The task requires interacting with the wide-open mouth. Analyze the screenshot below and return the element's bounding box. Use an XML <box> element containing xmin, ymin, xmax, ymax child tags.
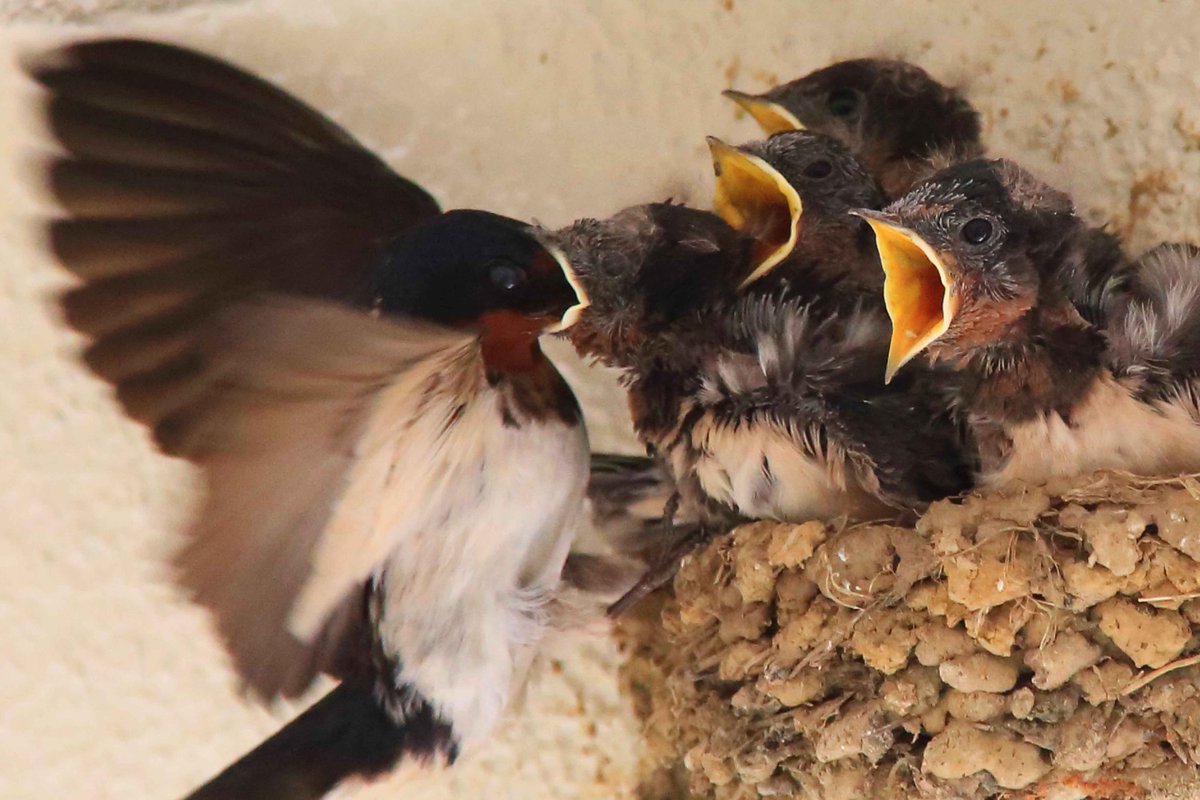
<box><xmin>708</xmin><ymin>137</ymin><xmax>803</xmax><ymax>289</ymax></box>
<box><xmin>722</xmin><ymin>90</ymin><xmax>805</xmax><ymax>135</ymax></box>
<box><xmin>540</xmin><ymin>243</ymin><xmax>591</xmax><ymax>333</ymax></box>
<box><xmin>855</xmin><ymin>212</ymin><xmax>960</xmax><ymax>382</ymax></box>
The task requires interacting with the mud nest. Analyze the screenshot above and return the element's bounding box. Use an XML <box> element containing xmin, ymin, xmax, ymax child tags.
<box><xmin>619</xmin><ymin>474</ymin><xmax>1200</xmax><ymax>799</ymax></box>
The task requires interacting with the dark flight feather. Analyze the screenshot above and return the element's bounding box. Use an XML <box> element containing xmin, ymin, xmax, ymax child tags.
<box><xmin>182</xmin><ymin>681</ymin><xmax>453</xmax><ymax>800</ymax></box>
<box><xmin>30</xmin><ymin>38</ymin><xmax>441</xmax><ymax>454</ymax></box>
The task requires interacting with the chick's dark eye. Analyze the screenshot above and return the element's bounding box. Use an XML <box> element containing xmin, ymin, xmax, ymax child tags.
<box><xmin>488</xmin><ymin>262</ymin><xmax>527</xmax><ymax>292</ymax></box>
<box><xmin>961</xmin><ymin>217</ymin><xmax>995</xmax><ymax>245</ymax></box>
<box><xmin>826</xmin><ymin>88</ymin><xmax>860</xmax><ymax>117</ymax></box>
<box><xmin>803</xmin><ymin>159</ymin><xmax>834</xmax><ymax>179</ymax></box>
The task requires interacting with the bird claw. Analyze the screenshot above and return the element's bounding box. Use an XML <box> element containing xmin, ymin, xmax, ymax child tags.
<box><xmin>605</xmin><ymin>523</ymin><xmax>712</xmax><ymax>617</ymax></box>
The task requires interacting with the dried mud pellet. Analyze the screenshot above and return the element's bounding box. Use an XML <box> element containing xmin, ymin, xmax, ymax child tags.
<box><xmin>1144</xmin><ymin>490</ymin><xmax>1200</xmax><ymax>561</ymax></box>
<box><xmin>943</xmin><ymin>535</ymin><xmax>1034</xmax><ymax>610</ymax></box>
<box><xmin>699</xmin><ymin>751</ymin><xmax>736</xmax><ymax>786</ymax></box>
<box><xmin>1072</xmin><ymin>659</ymin><xmax>1136</xmax><ymax>705</ymax></box>
<box><xmin>773</xmin><ymin>596</ymin><xmax>839</xmax><ymax>664</ymax></box>
<box><xmin>1060</xmin><ymin>502</ymin><xmax>1146</xmax><ymax>576</ymax></box>
<box><xmin>880</xmin><ymin>665</ymin><xmax>942</xmax><ymax>718</ymax></box>
<box><xmin>939</xmin><ymin>652</ymin><xmax>1019</xmax><ymax>693</ymax></box>
<box><xmin>945</xmin><ymin>688</ymin><xmax>1007</xmax><ymax>721</ymax></box>
<box><xmin>1095</xmin><ymin>597</ymin><xmax>1190</xmax><ymax>668</ymax></box>
<box><xmin>733</xmin><ymin>748</ymin><xmax>778</xmax><ymax>784</ymax></box>
<box><xmin>923</xmin><ymin>721</ymin><xmax>1050</xmax><ymax>789</ymax></box>
<box><xmin>914</xmin><ymin>620</ymin><xmax>978</xmax><ymax>666</ymax></box>
<box><xmin>774</xmin><ymin>570</ymin><xmax>817</xmax><ymax>622</ymax></box>
<box><xmin>1009</xmin><ymin>686</ymin><xmax>1036</xmax><ymax>719</ymax></box>
<box><xmin>1051</xmin><ymin>705</ymin><xmax>1110</xmax><ymax>771</ymax></box>
<box><xmin>767</xmin><ymin>520</ymin><xmax>826</xmax><ymax>568</ymax></box>
<box><xmin>718</xmin><ymin>601</ymin><xmax>771</xmax><ymax>643</ymax></box>
<box><xmin>757</xmin><ymin>670</ymin><xmax>823</xmax><ymax>707</ymax></box>
<box><xmin>814</xmin><ymin>701</ymin><xmax>892</xmax><ymax>764</ymax></box>
<box><xmin>733</xmin><ymin>525</ymin><xmax>777</xmax><ymax>604</ymax></box>
<box><xmin>1061</xmin><ymin>559</ymin><xmax>1124</xmax><ymax>608</ymax></box>
<box><xmin>966</xmin><ymin>599</ymin><xmax>1035</xmax><ymax>656</ymax></box>
<box><xmin>1026</xmin><ymin>630</ymin><xmax>1103</xmax><ymax>689</ymax></box>
<box><xmin>1107</xmin><ymin>718</ymin><xmax>1152</xmax><ymax>760</ymax></box>
<box><xmin>848</xmin><ymin>608</ymin><xmax>921</xmax><ymax>674</ymax></box>
<box><xmin>618</xmin><ymin>474</ymin><xmax>1200</xmax><ymax>800</ymax></box>
<box><xmin>755</xmin><ymin>773</ymin><xmax>798</xmax><ymax>796</ymax></box>
<box><xmin>719</xmin><ymin>639</ymin><xmax>768</xmax><ymax>681</ymax></box>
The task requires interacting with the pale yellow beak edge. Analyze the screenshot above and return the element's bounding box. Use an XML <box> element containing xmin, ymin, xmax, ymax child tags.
<box><xmin>722</xmin><ymin>90</ymin><xmax>806</xmax><ymax>136</ymax></box>
<box><xmin>707</xmin><ymin>137</ymin><xmax>805</xmax><ymax>290</ymax></box>
<box><xmin>860</xmin><ymin>217</ymin><xmax>960</xmax><ymax>383</ymax></box>
<box><xmin>542</xmin><ymin>243</ymin><xmax>591</xmax><ymax>333</ymax></box>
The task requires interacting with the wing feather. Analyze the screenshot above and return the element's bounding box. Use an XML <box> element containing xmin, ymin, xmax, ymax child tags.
<box><xmin>170</xmin><ymin>296</ymin><xmax>479</xmax><ymax>697</ymax></box>
<box><xmin>28</xmin><ymin>38</ymin><xmax>442</xmax><ymax>454</ymax></box>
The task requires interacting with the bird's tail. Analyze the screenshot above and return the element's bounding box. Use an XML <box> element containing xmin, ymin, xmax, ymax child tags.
<box><xmin>182</xmin><ymin>681</ymin><xmax>454</xmax><ymax>800</ymax></box>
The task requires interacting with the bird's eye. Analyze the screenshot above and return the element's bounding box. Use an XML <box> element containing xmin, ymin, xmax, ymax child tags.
<box><xmin>960</xmin><ymin>217</ymin><xmax>995</xmax><ymax>245</ymax></box>
<box><xmin>826</xmin><ymin>88</ymin><xmax>860</xmax><ymax>117</ymax></box>
<box><xmin>803</xmin><ymin>159</ymin><xmax>834</xmax><ymax>180</ymax></box>
<box><xmin>488</xmin><ymin>262</ymin><xmax>527</xmax><ymax>292</ymax></box>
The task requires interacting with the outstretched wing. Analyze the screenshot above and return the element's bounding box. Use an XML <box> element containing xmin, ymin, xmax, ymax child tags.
<box><xmin>166</xmin><ymin>295</ymin><xmax>483</xmax><ymax>698</ymax></box>
<box><xmin>28</xmin><ymin>37</ymin><xmax>442</xmax><ymax>453</ymax></box>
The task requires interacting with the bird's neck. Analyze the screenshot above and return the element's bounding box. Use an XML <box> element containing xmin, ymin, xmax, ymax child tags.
<box><xmin>478</xmin><ymin>311</ymin><xmax>551</xmax><ymax>374</ymax></box>
<box><xmin>956</xmin><ymin>297</ymin><xmax>1108</xmax><ymax>423</ymax></box>
<box><xmin>762</xmin><ymin>220</ymin><xmax>884</xmax><ymax>298</ymax></box>
<box><xmin>876</xmin><ymin>138</ymin><xmax>983</xmax><ymax>200</ymax></box>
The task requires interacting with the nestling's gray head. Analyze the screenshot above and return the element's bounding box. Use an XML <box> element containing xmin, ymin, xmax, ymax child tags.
<box><xmin>542</xmin><ymin>203</ymin><xmax>755</xmax><ymax>368</ymax></box>
<box><xmin>855</xmin><ymin>158</ymin><xmax>1082</xmax><ymax>379</ymax></box>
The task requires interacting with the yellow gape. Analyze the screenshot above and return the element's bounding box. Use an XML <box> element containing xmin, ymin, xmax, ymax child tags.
<box><xmin>859</xmin><ymin>216</ymin><xmax>960</xmax><ymax>383</ymax></box>
<box><xmin>707</xmin><ymin>137</ymin><xmax>804</xmax><ymax>290</ymax></box>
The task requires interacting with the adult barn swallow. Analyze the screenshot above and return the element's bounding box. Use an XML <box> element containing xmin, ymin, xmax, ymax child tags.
<box><xmin>861</xmin><ymin>158</ymin><xmax>1200</xmax><ymax>487</ymax></box>
<box><xmin>29</xmin><ymin>38</ymin><xmax>590</xmax><ymax>799</ymax></box>
<box><xmin>706</xmin><ymin>130</ymin><xmax>885</xmax><ymax>296</ymax></box>
<box><xmin>725</xmin><ymin>59</ymin><xmax>983</xmax><ymax>199</ymax></box>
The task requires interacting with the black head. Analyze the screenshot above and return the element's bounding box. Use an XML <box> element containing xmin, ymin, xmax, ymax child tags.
<box><xmin>855</xmin><ymin>159</ymin><xmax>1080</xmax><ymax>380</ymax></box>
<box><xmin>544</xmin><ymin>203</ymin><xmax>755</xmax><ymax>368</ymax></box>
<box><xmin>726</xmin><ymin>59</ymin><xmax>983</xmax><ymax>197</ymax></box>
<box><xmin>708</xmin><ymin>132</ymin><xmax>884</xmax><ymax>291</ymax></box>
<box><xmin>368</xmin><ymin>209</ymin><xmax>584</xmax><ymax>331</ymax></box>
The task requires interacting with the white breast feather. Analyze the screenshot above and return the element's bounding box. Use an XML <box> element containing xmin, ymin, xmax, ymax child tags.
<box><xmin>683</xmin><ymin>413</ymin><xmax>885</xmax><ymax>522</ymax></box>
<box><xmin>361</xmin><ymin>381</ymin><xmax>588</xmax><ymax>747</ymax></box>
<box><xmin>988</xmin><ymin>376</ymin><xmax>1200</xmax><ymax>486</ymax></box>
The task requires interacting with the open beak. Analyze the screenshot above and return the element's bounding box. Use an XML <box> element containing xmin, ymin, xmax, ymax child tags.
<box><xmin>852</xmin><ymin>210</ymin><xmax>960</xmax><ymax>383</ymax></box>
<box><xmin>541</xmin><ymin>243</ymin><xmax>590</xmax><ymax>333</ymax></box>
<box><xmin>722</xmin><ymin>89</ymin><xmax>805</xmax><ymax>135</ymax></box>
<box><xmin>707</xmin><ymin>136</ymin><xmax>804</xmax><ymax>289</ymax></box>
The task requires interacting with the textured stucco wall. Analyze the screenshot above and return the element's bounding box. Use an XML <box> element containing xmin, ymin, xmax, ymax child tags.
<box><xmin>1</xmin><ymin>2</ymin><xmax>1198</xmax><ymax>799</ymax></box>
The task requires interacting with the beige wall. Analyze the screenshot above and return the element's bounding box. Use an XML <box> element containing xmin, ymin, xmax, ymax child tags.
<box><xmin>2</xmin><ymin>2</ymin><xmax>1198</xmax><ymax>798</ymax></box>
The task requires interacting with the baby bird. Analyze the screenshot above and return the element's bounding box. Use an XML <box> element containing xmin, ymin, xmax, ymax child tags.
<box><xmin>706</xmin><ymin>130</ymin><xmax>886</xmax><ymax>296</ymax></box>
<box><xmin>861</xmin><ymin>158</ymin><xmax>1200</xmax><ymax>487</ymax></box>
<box><xmin>549</xmin><ymin>198</ymin><xmax>972</xmax><ymax>532</ymax></box>
<box><xmin>31</xmin><ymin>37</ymin><xmax>590</xmax><ymax>799</ymax></box>
<box><xmin>725</xmin><ymin>58</ymin><xmax>983</xmax><ymax>199</ymax></box>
